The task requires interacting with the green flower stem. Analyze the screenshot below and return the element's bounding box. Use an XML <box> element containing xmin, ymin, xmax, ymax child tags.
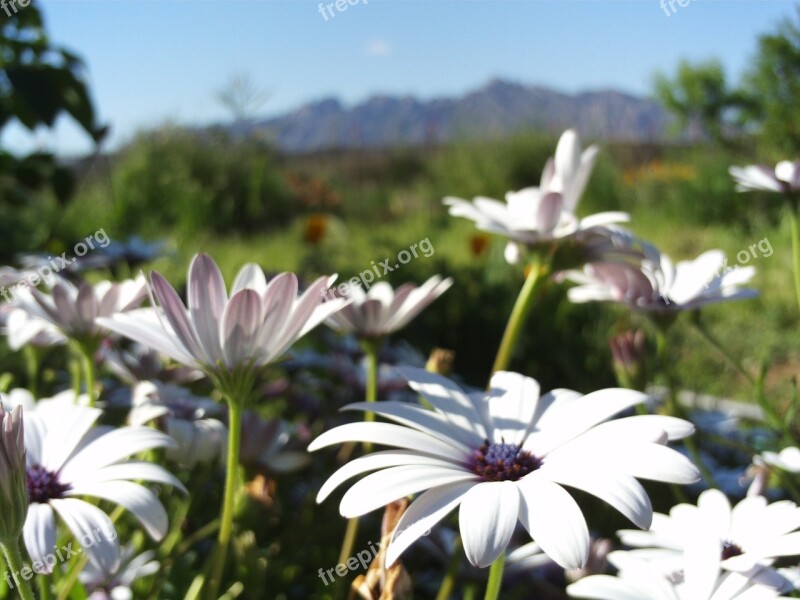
<box><xmin>789</xmin><ymin>205</ymin><xmax>800</xmax><ymax>318</ymax></box>
<box><xmin>434</xmin><ymin>534</ymin><xmax>463</xmax><ymax>600</ymax></box>
<box><xmin>689</xmin><ymin>316</ymin><xmax>754</xmax><ymax>385</ymax></box>
<box><xmin>490</xmin><ymin>259</ymin><xmax>546</xmax><ymax>377</ymax></box>
<box><xmin>337</xmin><ymin>338</ymin><xmax>381</xmax><ymax>576</ymax></box>
<box><xmin>22</xmin><ymin>346</ymin><xmax>39</xmax><ymax>399</ymax></box>
<box><xmin>205</xmin><ymin>399</ymin><xmax>243</xmax><ymax>600</ymax></box>
<box><xmin>483</xmin><ymin>552</ymin><xmax>506</xmax><ymax>600</ymax></box>
<box><xmin>81</xmin><ymin>348</ymin><xmax>97</xmax><ymax>407</ymax></box>
<box><xmin>38</xmin><ymin>574</ymin><xmax>52</xmax><ymax>600</ymax></box>
<box><xmin>1</xmin><ymin>539</ymin><xmax>37</xmax><ymax>600</ymax></box>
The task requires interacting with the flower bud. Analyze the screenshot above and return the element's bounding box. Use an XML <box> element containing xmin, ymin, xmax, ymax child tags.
<box><xmin>0</xmin><ymin>405</ymin><xmax>28</xmax><ymax>542</ymax></box>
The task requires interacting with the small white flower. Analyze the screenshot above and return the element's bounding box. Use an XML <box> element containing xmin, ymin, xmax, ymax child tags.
<box><xmin>1</xmin><ymin>392</ymin><xmax>184</xmax><ymax>573</ymax></box>
<box><xmin>618</xmin><ymin>489</ymin><xmax>800</xmax><ymax>579</ymax></box>
<box><xmin>730</xmin><ymin>161</ymin><xmax>800</xmax><ymax>194</ymax></box>
<box><xmin>567</xmin><ymin>549</ymin><xmax>793</xmax><ymax>600</ymax></box>
<box><xmin>325</xmin><ymin>277</ymin><xmax>452</xmax><ymax>339</ymax></box>
<box><xmin>80</xmin><ymin>544</ymin><xmax>159</xmax><ymax>600</ymax></box>
<box><xmin>444</xmin><ymin>129</ymin><xmax>628</xmax><ymax>252</ymax></box>
<box><xmin>310</xmin><ymin>368</ymin><xmax>699</xmax><ymax>569</ymax></box>
<box><xmin>565</xmin><ymin>249</ymin><xmax>757</xmax><ymax>311</ymax></box>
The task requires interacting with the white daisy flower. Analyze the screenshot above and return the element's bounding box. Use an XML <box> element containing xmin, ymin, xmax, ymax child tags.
<box><xmin>80</xmin><ymin>545</ymin><xmax>159</xmax><ymax>600</ymax></box>
<box><xmin>564</xmin><ymin>249</ymin><xmax>757</xmax><ymax>311</ymax></box>
<box><xmin>730</xmin><ymin>161</ymin><xmax>800</xmax><ymax>194</ymax></box>
<box><xmin>310</xmin><ymin>368</ymin><xmax>699</xmax><ymax>569</ymax></box>
<box><xmin>567</xmin><ymin>549</ymin><xmax>794</xmax><ymax>600</ymax></box>
<box><xmin>617</xmin><ymin>489</ymin><xmax>800</xmax><ymax>578</ymax></box>
<box><xmin>325</xmin><ymin>277</ymin><xmax>452</xmax><ymax>339</ymax></box>
<box><xmin>1</xmin><ymin>393</ymin><xmax>184</xmax><ymax>573</ymax></box>
<box><xmin>444</xmin><ymin>129</ymin><xmax>628</xmax><ymax>253</ymax></box>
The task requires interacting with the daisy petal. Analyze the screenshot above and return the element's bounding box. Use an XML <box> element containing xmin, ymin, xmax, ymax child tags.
<box><xmin>459</xmin><ymin>481</ymin><xmax>520</xmax><ymax>568</ymax></box>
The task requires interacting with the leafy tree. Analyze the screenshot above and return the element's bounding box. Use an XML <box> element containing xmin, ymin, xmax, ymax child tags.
<box><xmin>0</xmin><ymin>4</ymin><xmax>105</xmax><ymax>204</ymax></box>
<box><xmin>742</xmin><ymin>8</ymin><xmax>800</xmax><ymax>154</ymax></box>
<box><xmin>653</xmin><ymin>59</ymin><xmax>747</xmax><ymax>147</ymax></box>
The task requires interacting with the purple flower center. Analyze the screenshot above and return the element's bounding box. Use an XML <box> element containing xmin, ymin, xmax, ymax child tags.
<box><xmin>721</xmin><ymin>540</ymin><xmax>744</xmax><ymax>561</ymax></box>
<box><xmin>27</xmin><ymin>465</ymin><xmax>71</xmax><ymax>504</ymax></box>
<box><xmin>471</xmin><ymin>440</ymin><xmax>540</xmax><ymax>482</ymax></box>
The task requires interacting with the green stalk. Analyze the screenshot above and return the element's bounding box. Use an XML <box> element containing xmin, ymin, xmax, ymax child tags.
<box><xmin>789</xmin><ymin>205</ymin><xmax>800</xmax><ymax>318</ymax></box>
<box><xmin>483</xmin><ymin>552</ymin><xmax>506</xmax><ymax>600</ymax></box>
<box><xmin>81</xmin><ymin>347</ymin><xmax>97</xmax><ymax>407</ymax></box>
<box><xmin>38</xmin><ymin>574</ymin><xmax>52</xmax><ymax>600</ymax></box>
<box><xmin>205</xmin><ymin>400</ymin><xmax>243</xmax><ymax>600</ymax></box>
<box><xmin>434</xmin><ymin>535</ymin><xmax>463</xmax><ymax>600</ymax></box>
<box><xmin>1</xmin><ymin>539</ymin><xmax>36</xmax><ymax>600</ymax></box>
<box><xmin>490</xmin><ymin>259</ymin><xmax>545</xmax><ymax>377</ymax></box>
<box><xmin>337</xmin><ymin>338</ymin><xmax>380</xmax><ymax>576</ymax></box>
<box><xmin>22</xmin><ymin>346</ymin><xmax>39</xmax><ymax>399</ymax></box>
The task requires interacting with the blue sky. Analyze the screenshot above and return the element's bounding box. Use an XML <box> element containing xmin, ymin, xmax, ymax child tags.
<box><xmin>7</xmin><ymin>0</ymin><xmax>798</xmax><ymax>155</ymax></box>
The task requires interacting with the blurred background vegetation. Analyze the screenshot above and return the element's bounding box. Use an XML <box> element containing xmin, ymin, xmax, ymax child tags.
<box><xmin>3</xmin><ymin>4</ymin><xmax>800</xmax><ymax>407</ymax></box>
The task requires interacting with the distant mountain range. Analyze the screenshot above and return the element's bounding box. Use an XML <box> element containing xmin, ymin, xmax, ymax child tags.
<box><xmin>218</xmin><ymin>79</ymin><xmax>669</xmax><ymax>153</ymax></box>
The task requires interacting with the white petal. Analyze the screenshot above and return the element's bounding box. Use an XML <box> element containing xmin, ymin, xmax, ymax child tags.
<box><xmin>517</xmin><ymin>473</ymin><xmax>589</xmax><ymax>569</ymax></box>
<box><xmin>23</xmin><ymin>503</ymin><xmax>57</xmax><ymax>573</ymax></box>
<box><xmin>458</xmin><ymin>481</ymin><xmax>519</xmax><ymax>568</ymax></box>
<box><xmin>386</xmin><ymin>480</ymin><xmax>473</xmax><ymax>566</ymax></box>
<box><xmin>67</xmin><ymin>481</ymin><xmax>168</xmax><ymax>541</ymax></box>
<box><xmin>339</xmin><ymin>465</ymin><xmax>476</xmax><ymax>518</ymax></box>
<box><xmin>486</xmin><ymin>371</ymin><xmax>539</xmax><ymax>445</ymax></box>
<box><xmin>50</xmin><ymin>498</ymin><xmax>120</xmax><ymax>574</ymax></box>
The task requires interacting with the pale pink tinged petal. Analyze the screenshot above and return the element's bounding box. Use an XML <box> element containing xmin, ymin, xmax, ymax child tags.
<box><xmin>84</xmin><ymin>462</ymin><xmax>187</xmax><ymax>493</ymax></box>
<box><xmin>342</xmin><ymin>401</ymin><xmax>480</xmax><ymax>450</ymax></box>
<box><xmin>536</xmin><ymin>192</ymin><xmax>564</xmax><ymax>232</ymax></box>
<box><xmin>339</xmin><ymin>465</ymin><xmax>476</xmax><ymax>517</ymax></box>
<box><xmin>308</xmin><ymin>421</ymin><xmax>468</xmax><ymax>462</ymax></box>
<box><xmin>395</xmin><ymin>367</ymin><xmax>489</xmax><ymax>441</ymax></box>
<box><xmin>188</xmin><ymin>254</ymin><xmax>227</xmax><ymax>363</ymax></box>
<box><xmin>564</xmin><ymin>144</ymin><xmax>600</xmax><ymax>212</ymax></box>
<box><xmin>386</xmin><ymin>480</ymin><xmax>474</xmax><ymax>566</ymax></box>
<box><xmin>96</xmin><ymin>314</ymin><xmax>200</xmax><ymax>368</ymax></box>
<box><xmin>296</xmin><ymin>296</ymin><xmax>348</xmax><ymax>341</ymax></box>
<box><xmin>486</xmin><ymin>371</ymin><xmax>540</xmax><ymax>444</ymax></box>
<box><xmin>287</xmin><ymin>276</ymin><xmax>343</xmax><ymax>343</ymax></box>
<box><xmin>566</xmin><ymin>575</ymin><xmax>655</xmax><ymax>600</ymax></box>
<box><xmin>382</xmin><ymin>276</ymin><xmax>453</xmax><ymax>333</ymax></box>
<box><xmin>316</xmin><ymin>449</ymin><xmax>464</xmax><ymax>503</ymax></box>
<box><xmin>231</xmin><ymin>263</ymin><xmax>268</xmax><ymax>295</ymax></box>
<box><xmin>459</xmin><ymin>481</ymin><xmax>519</xmax><ymax>567</ymax></box>
<box><xmin>41</xmin><ymin>405</ymin><xmax>103</xmax><ymax>471</ymax></box>
<box><xmin>114</xmin><ymin>275</ymin><xmax>148</xmax><ymax>312</ymax></box>
<box><xmin>540</xmin><ymin>157</ymin><xmax>555</xmax><ymax>190</ymax></box>
<box><xmin>730</xmin><ymin>165</ymin><xmax>783</xmax><ymax>192</ymax></box>
<box><xmin>254</xmin><ymin>272</ymin><xmax>298</xmax><ymax>355</ymax></box>
<box><xmin>443</xmin><ymin>196</ymin><xmax>493</xmax><ymax>224</ymax></box>
<box><xmin>366</xmin><ymin>281</ymin><xmax>395</xmax><ymax>306</ymax></box>
<box><xmin>149</xmin><ymin>272</ymin><xmax>207</xmax><ymax>363</ymax></box>
<box><xmin>473</xmin><ymin>197</ymin><xmax>515</xmax><ymax>227</ymax></box>
<box><xmin>221</xmin><ymin>289</ymin><xmax>263</xmax><ymax>368</ymax></box>
<box><xmin>23</xmin><ymin>503</ymin><xmax>57</xmax><ymax>573</ymax></box>
<box><xmin>97</xmin><ymin>284</ymin><xmax>122</xmax><ymax>317</ymax></box>
<box><xmin>22</xmin><ymin>411</ymin><xmax>45</xmax><ymax>466</ymax></box>
<box><xmin>67</xmin><ymin>480</ymin><xmax>168</xmax><ymax>540</ymax></box>
<box><xmin>358</xmin><ymin>298</ymin><xmax>386</xmax><ymax>335</ymax></box>
<box><xmin>541</xmin><ymin>463</ymin><xmax>652</xmax><ymax>529</ymax></box>
<box><xmin>38</xmin><ymin>287</ymin><xmax>71</xmax><ymax>329</ymax></box>
<box><xmin>516</xmin><ymin>473</ymin><xmax>589</xmax><ymax>569</ymax></box>
<box><xmin>74</xmin><ymin>283</ymin><xmax>99</xmax><ymax>330</ymax></box>
<box><xmin>60</xmin><ymin>427</ymin><xmax>177</xmax><ymax>480</ymax></box>
<box><xmin>697</xmin><ymin>489</ymin><xmax>733</xmax><ymax>541</ymax></box>
<box><xmin>50</xmin><ymin>498</ymin><xmax>120</xmax><ymax>573</ymax></box>
<box><xmin>682</xmin><ymin>523</ymin><xmax>723</xmax><ymax>600</ymax></box>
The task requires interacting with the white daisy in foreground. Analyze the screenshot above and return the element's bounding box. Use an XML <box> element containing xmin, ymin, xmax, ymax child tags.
<box><xmin>310</xmin><ymin>368</ymin><xmax>699</xmax><ymax>569</ymax></box>
<box><xmin>567</xmin><ymin>550</ymin><xmax>793</xmax><ymax>600</ymax></box>
<box><xmin>618</xmin><ymin>489</ymin><xmax>800</xmax><ymax>577</ymax></box>
<box><xmin>325</xmin><ymin>277</ymin><xmax>453</xmax><ymax>339</ymax></box>
<box><xmin>1</xmin><ymin>394</ymin><xmax>185</xmax><ymax>573</ymax></box>
<box><xmin>564</xmin><ymin>249</ymin><xmax>757</xmax><ymax>311</ymax></box>
<box><xmin>730</xmin><ymin>161</ymin><xmax>800</xmax><ymax>194</ymax></box>
<box><xmin>97</xmin><ymin>253</ymin><xmax>347</xmax><ymax>391</ymax></box>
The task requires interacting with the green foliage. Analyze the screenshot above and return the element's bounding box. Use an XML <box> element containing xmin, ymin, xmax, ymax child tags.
<box><xmin>742</xmin><ymin>8</ymin><xmax>800</xmax><ymax>155</ymax></box>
